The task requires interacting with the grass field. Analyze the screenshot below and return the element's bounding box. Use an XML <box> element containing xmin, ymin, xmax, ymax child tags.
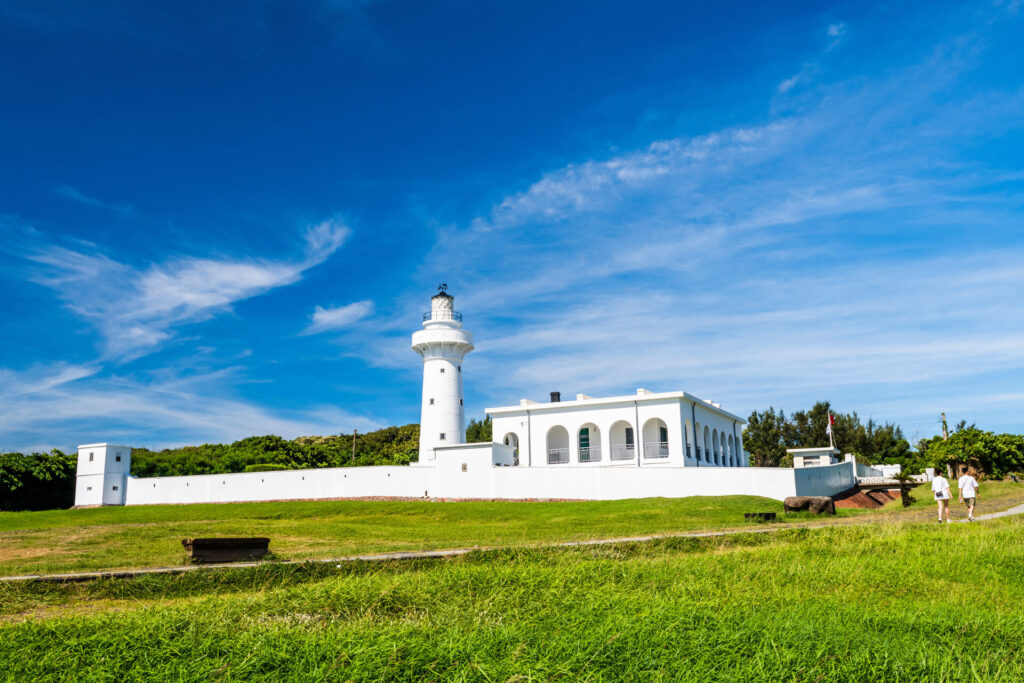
<box><xmin>3</xmin><ymin>482</ymin><xmax>1023</xmax><ymax>577</ymax></box>
<box><xmin>1</xmin><ymin>516</ymin><xmax>1022</xmax><ymax>681</ymax></box>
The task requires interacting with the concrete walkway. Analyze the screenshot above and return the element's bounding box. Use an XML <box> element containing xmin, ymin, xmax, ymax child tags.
<box><xmin>974</xmin><ymin>502</ymin><xmax>1024</xmax><ymax>520</ymax></box>
<box><xmin>4</xmin><ymin>504</ymin><xmax>1022</xmax><ymax>584</ymax></box>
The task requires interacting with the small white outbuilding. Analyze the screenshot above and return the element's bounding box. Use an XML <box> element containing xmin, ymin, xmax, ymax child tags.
<box><xmin>74</xmin><ymin>443</ymin><xmax>131</xmax><ymax>506</ymax></box>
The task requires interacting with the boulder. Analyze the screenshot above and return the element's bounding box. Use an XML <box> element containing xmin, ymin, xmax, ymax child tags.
<box><xmin>784</xmin><ymin>496</ymin><xmax>836</xmax><ymax>515</ymax></box>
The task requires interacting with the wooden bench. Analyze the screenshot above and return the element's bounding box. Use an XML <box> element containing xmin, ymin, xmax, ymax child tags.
<box><xmin>181</xmin><ymin>537</ymin><xmax>270</xmax><ymax>564</ymax></box>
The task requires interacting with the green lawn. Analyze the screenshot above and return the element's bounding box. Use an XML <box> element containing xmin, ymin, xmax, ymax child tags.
<box><xmin>0</xmin><ymin>496</ymin><xmax>790</xmax><ymax>576</ymax></box>
<box><xmin>2</xmin><ymin>517</ymin><xmax>1022</xmax><ymax>681</ymax></box>
<box><xmin>2</xmin><ymin>481</ymin><xmax>1022</xmax><ymax>577</ymax></box>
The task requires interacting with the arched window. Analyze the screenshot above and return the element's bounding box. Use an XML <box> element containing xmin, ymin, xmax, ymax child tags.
<box><xmin>703</xmin><ymin>426</ymin><xmax>711</xmax><ymax>463</ymax></box>
<box><xmin>546</xmin><ymin>426</ymin><xmax>570</xmax><ymax>464</ymax></box>
<box><xmin>712</xmin><ymin>430</ymin><xmax>720</xmax><ymax>465</ymax></box>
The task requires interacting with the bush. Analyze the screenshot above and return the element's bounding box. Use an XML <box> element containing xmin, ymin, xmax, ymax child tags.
<box><xmin>243</xmin><ymin>463</ymin><xmax>289</xmax><ymax>473</ymax></box>
<box><xmin>0</xmin><ymin>450</ymin><xmax>77</xmax><ymax>511</ymax></box>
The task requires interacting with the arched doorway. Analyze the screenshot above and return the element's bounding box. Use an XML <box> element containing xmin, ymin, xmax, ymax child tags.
<box><xmin>503</xmin><ymin>432</ymin><xmax>520</xmax><ymax>466</ymax></box>
<box><xmin>546</xmin><ymin>425</ymin><xmax>570</xmax><ymax>464</ymax></box>
<box><xmin>578</xmin><ymin>423</ymin><xmax>601</xmax><ymax>462</ymax></box>
<box><xmin>642</xmin><ymin>418</ymin><xmax>669</xmax><ymax>459</ymax></box>
<box><xmin>610</xmin><ymin>420</ymin><xmax>636</xmax><ymax>461</ymax></box>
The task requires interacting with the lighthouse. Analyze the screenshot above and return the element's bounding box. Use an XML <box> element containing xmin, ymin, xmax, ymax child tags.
<box><xmin>412</xmin><ymin>285</ymin><xmax>474</xmax><ymax>461</ymax></box>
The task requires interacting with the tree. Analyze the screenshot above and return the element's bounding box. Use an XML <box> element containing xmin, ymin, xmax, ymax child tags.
<box><xmin>466</xmin><ymin>415</ymin><xmax>493</xmax><ymax>443</ymax></box>
<box><xmin>0</xmin><ymin>450</ymin><xmax>77</xmax><ymax>511</ymax></box>
<box><xmin>744</xmin><ymin>408</ymin><xmax>787</xmax><ymax>466</ymax></box>
<box><xmin>889</xmin><ymin>470</ymin><xmax>917</xmax><ymax>507</ymax></box>
<box><xmin>745</xmin><ymin>402</ymin><xmax>913</xmax><ymax>468</ymax></box>
<box><xmin>919</xmin><ymin>426</ymin><xmax>1024</xmax><ymax>478</ymax></box>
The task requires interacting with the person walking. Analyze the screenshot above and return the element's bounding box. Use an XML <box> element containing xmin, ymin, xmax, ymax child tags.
<box><xmin>932</xmin><ymin>470</ymin><xmax>952</xmax><ymax>523</ymax></box>
<box><xmin>958</xmin><ymin>466</ymin><xmax>979</xmax><ymax>522</ymax></box>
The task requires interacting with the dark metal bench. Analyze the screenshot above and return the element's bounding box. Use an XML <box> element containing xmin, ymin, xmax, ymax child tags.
<box><xmin>743</xmin><ymin>512</ymin><xmax>777</xmax><ymax>522</ymax></box>
<box><xmin>181</xmin><ymin>537</ymin><xmax>270</xmax><ymax>564</ymax></box>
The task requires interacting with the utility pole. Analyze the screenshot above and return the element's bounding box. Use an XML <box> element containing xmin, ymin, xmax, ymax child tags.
<box><xmin>352</xmin><ymin>429</ymin><xmax>357</xmax><ymax>465</ymax></box>
<box><xmin>941</xmin><ymin>413</ymin><xmax>951</xmax><ymax>477</ymax></box>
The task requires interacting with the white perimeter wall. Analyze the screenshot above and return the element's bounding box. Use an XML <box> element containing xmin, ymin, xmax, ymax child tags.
<box><xmin>119</xmin><ymin>447</ymin><xmax>855</xmax><ymax>505</ymax></box>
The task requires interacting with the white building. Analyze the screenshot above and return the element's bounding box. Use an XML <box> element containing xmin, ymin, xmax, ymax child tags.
<box><xmin>74</xmin><ymin>443</ymin><xmax>131</xmax><ymax>506</ymax></box>
<box><xmin>789</xmin><ymin>447</ymin><xmax>840</xmax><ymax>468</ymax></box>
<box><xmin>489</xmin><ymin>390</ymin><xmax>746</xmax><ymax>469</ymax></box>
<box><xmin>74</xmin><ymin>287</ymin><xmax>860</xmax><ymax>507</ymax></box>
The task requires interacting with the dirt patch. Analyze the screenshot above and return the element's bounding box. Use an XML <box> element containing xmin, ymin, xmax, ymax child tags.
<box><xmin>0</xmin><ymin>547</ymin><xmax>53</xmax><ymax>563</ymax></box>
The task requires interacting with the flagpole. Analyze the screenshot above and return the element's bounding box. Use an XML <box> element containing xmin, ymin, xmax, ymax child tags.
<box><xmin>827</xmin><ymin>412</ymin><xmax>835</xmax><ymax>450</ymax></box>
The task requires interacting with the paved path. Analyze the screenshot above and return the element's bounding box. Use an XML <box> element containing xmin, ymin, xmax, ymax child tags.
<box><xmin>3</xmin><ymin>503</ymin><xmax>1022</xmax><ymax>584</ymax></box>
<box><xmin>975</xmin><ymin>503</ymin><xmax>1024</xmax><ymax>520</ymax></box>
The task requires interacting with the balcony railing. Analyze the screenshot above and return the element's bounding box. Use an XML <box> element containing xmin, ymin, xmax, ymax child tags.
<box><xmin>547</xmin><ymin>448</ymin><xmax>570</xmax><ymax>465</ymax></box>
<box><xmin>643</xmin><ymin>441</ymin><xmax>669</xmax><ymax>459</ymax></box>
<box><xmin>578</xmin><ymin>446</ymin><xmax>601</xmax><ymax>463</ymax></box>
<box><xmin>423</xmin><ymin>310</ymin><xmax>463</xmax><ymax>322</ymax></box>
<box><xmin>610</xmin><ymin>444</ymin><xmax>635</xmax><ymax>461</ymax></box>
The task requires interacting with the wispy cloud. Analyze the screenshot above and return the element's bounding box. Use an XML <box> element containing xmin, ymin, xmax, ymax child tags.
<box><xmin>0</xmin><ymin>362</ymin><xmax>380</xmax><ymax>453</ymax></box>
<box><xmin>302</xmin><ymin>300</ymin><xmax>375</xmax><ymax>335</ymax></box>
<box><xmin>826</xmin><ymin>22</ymin><xmax>847</xmax><ymax>50</ymax></box>
<box><xmin>20</xmin><ymin>219</ymin><xmax>350</xmax><ymax>360</ymax></box>
<box><xmin>776</xmin><ymin>21</ymin><xmax>848</xmax><ymax>93</ymax></box>
<box><xmin>54</xmin><ymin>185</ymin><xmax>136</xmax><ymax>216</ymax></box>
<box><xmin>388</xmin><ymin>15</ymin><xmax>1024</xmax><ymax>436</ymax></box>
<box><xmin>777</xmin><ymin>73</ymin><xmax>803</xmax><ymax>93</ymax></box>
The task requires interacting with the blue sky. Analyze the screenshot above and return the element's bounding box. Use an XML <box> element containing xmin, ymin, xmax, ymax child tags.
<box><xmin>2</xmin><ymin>0</ymin><xmax>1023</xmax><ymax>452</ymax></box>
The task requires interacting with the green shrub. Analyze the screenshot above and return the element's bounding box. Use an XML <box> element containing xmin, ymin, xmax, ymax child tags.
<box><xmin>0</xmin><ymin>450</ymin><xmax>76</xmax><ymax>511</ymax></box>
<box><xmin>243</xmin><ymin>463</ymin><xmax>289</xmax><ymax>472</ymax></box>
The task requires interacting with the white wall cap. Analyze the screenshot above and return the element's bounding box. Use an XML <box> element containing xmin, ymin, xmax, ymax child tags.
<box><xmin>434</xmin><ymin>442</ymin><xmax>498</xmax><ymax>451</ymax></box>
<box><xmin>785</xmin><ymin>447</ymin><xmax>840</xmax><ymax>455</ymax></box>
<box><xmin>488</xmin><ymin>390</ymin><xmax>746</xmax><ymax>423</ymax></box>
<box><xmin>78</xmin><ymin>443</ymin><xmax>132</xmax><ymax>450</ymax></box>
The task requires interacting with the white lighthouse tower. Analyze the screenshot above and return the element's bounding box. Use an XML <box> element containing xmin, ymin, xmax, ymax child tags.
<box><xmin>412</xmin><ymin>284</ymin><xmax>474</xmax><ymax>462</ymax></box>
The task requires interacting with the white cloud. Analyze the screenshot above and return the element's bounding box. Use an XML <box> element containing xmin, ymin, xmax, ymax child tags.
<box><xmin>303</xmin><ymin>300</ymin><xmax>375</xmax><ymax>335</ymax></box>
<box><xmin>469</xmin><ymin>124</ymin><xmax>789</xmax><ymax>233</ymax></box>
<box><xmin>22</xmin><ymin>219</ymin><xmax>350</xmax><ymax>359</ymax></box>
<box><xmin>778</xmin><ymin>74</ymin><xmax>801</xmax><ymax>93</ymax></box>
<box><xmin>827</xmin><ymin>22</ymin><xmax>847</xmax><ymax>50</ymax></box>
<box><xmin>0</xmin><ymin>362</ymin><xmax>380</xmax><ymax>453</ymax></box>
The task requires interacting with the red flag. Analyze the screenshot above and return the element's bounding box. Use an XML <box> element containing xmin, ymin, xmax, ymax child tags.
<box><xmin>826</xmin><ymin>412</ymin><xmax>835</xmax><ymax>434</ymax></box>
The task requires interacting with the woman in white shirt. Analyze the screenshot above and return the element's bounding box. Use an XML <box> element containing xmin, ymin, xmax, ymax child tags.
<box><xmin>932</xmin><ymin>472</ymin><xmax>952</xmax><ymax>523</ymax></box>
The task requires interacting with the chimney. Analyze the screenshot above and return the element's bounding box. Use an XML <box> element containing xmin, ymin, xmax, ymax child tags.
<box><xmin>550</xmin><ymin>391</ymin><xmax>561</xmax><ymax>403</ymax></box>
